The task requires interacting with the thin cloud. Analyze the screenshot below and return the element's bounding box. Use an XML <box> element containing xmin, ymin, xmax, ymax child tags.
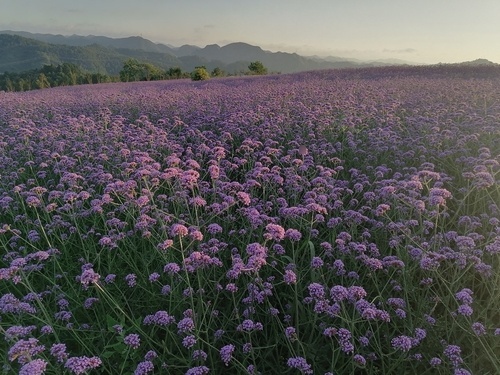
<box><xmin>383</xmin><ymin>48</ymin><xmax>417</xmax><ymax>54</ymax></box>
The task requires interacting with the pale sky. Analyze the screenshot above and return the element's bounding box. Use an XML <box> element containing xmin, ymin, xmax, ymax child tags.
<box><xmin>1</xmin><ymin>0</ymin><xmax>499</xmax><ymax>64</ymax></box>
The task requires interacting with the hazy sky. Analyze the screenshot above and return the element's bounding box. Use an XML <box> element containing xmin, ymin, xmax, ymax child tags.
<box><xmin>1</xmin><ymin>0</ymin><xmax>499</xmax><ymax>64</ymax></box>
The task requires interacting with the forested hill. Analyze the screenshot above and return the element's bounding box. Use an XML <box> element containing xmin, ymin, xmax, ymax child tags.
<box><xmin>0</xmin><ymin>34</ymin><xmax>182</xmax><ymax>75</ymax></box>
<box><xmin>1</xmin><ymin>32</ymin><xmax>388</xmax><ymax>76</ymax></box>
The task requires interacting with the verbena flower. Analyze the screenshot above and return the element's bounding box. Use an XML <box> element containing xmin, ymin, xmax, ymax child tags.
<box><xmin>134</xmin><ymin>361</ymin><xmax>154</xmax><ymax>375</ymax></box>
<box><xmin>8</xmin><ymin>338</ymin><xmax>45</xmax><ymax>364</ymax></box>
<box><xmin>284</xmin><ymin>269</ymin><xmax>297</xmax><ymax>284</ymax></box>
<box><xmin>429</xmin><ymin>357</ymin><xmax>442</xmax><ymax>366</ymax></box>
<box><xmin>124</xmin><ymin>334</ymin><xmax>141</xmax><ymax>349</ymax></box>
<box><xmin>391</xmin><ymin>335</ymin><xmax>413</xmax><ymax>352</ymax></box>
<box><xmin>220</xmin><ymin>344</ymin><xmax>235</xmax><ymax>366</ymax></box>
<box><xmin>286</xmin><ymin>356</ymin><xmax>313</xmax><ymax>374</ymax></box>
<box><xmin>353</xmin><ymin>354</ymin><xmax>366</xmax><ymax>366</ymax></box>
<box><xmin>182</xmin><ymin>335</ymin><xmax>197</xmax><ymax>348</ymax></box>
<box><xmin>185</xmin><ymin>366</ymin><xmax>210</xmax><ymax>375</ymax></box>
<box><xmin>177</xmin><ymin>317</ymin><xmax>195</xmax><ymax>333</ymax></box>
<box><xmin>443</xmin><ymin>344</ymin><xmax>463</xmax><ymax>367</ymax></box>
<box><xmin>50</xmin><ymin>343</ymin><xmax>68</xmax><ymax>363</ymax></box>
<box><xmin>471</xmin><ymin>322</ymin><xmax>486</xmax><ymax>336</ymax></box>
<box><xmin>19</xmin><ymin>359</ymin><xmax>48</xmax><ymax>375</ymax></box>
<box><xmin>64</xmin><ymin>356</ymin><xmax>102</xmax><ymax>374</ymax></box>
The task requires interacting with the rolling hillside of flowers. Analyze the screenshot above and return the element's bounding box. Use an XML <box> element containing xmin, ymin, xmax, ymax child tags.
<box><xmin>1</xmin><ymin>66</ymin><xmax>499</xmax><ymax>374</ymax></box>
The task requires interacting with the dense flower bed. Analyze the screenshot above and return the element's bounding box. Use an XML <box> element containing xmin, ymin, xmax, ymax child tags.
<box><xmin>1</xmin><ymin>66</ymin><xmax>499</xmax><ymax>374</ymax></box>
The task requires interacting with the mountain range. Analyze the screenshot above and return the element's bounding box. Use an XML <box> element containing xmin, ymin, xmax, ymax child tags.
<box><xmin>0</xmin><ymin>30</ymin><xmax>496</xmax><ymax>77</ymax></box>
<box><xmin>0</xmin><ymin>30</ymin><xmax>421</xmax><ymax>76</ymax></box>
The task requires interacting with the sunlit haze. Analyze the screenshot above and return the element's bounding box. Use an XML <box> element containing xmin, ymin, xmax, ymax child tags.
<box><xmin>1</xmin><ymin>0</ymin><xmax>499</xmax><ymax>64</ymax></box>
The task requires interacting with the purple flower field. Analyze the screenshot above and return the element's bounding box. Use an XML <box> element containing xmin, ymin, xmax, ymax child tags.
<box><xmin>1</xmin><ymin>66</ymin><xmax>499</xmax><ymax>374</ymax></box>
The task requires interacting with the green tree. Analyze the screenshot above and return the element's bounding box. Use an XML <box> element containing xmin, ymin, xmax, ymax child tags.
<box><xmin>211</xmin><ymin>67</ymin><xmax>225</xmax><ymax>77</ymax></box>
<box><xmin>140</xmin><ymin>62</ymin><xmax>164</xmax><ymax>81</ymax></box>
<box><xmin>120</xmin><ymin>59</ymin><xmax>142</xmax><ymax>82</ymax></box>
<box><xmin>167</xmin><ymin>67</ymin><xmax>183</xmax><ymax>79</ymax></box>
<box><xmin>248</xmin><ymin>61</ymin><xmax>268</xmax><ymax>75</ymax></box>
<box><xmin>191</xmin><ymin>66</ymin><xmax>210</xmax><ymax>81</ymax></box>
<box><xmin>35</xmin><ymin>73</ymin><xmax>50</xmax><ymax>89</ymax></box>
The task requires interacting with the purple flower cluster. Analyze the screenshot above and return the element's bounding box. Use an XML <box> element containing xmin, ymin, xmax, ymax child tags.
<box><xmin>64</xmin><ymin>356</ymin><xmax>102</xmax><ymax>374</ymax></box>
<box><xmin>220</xmin><ymin>344</ymin><xmax>235</xmax><ymax>366</ymax></box>
<box><xmin>287</xmin><ymin>356</ymin><xmax>313</xmax><ymax>374</ymax></box>
<box><xmin>124</xmin><ymin>334</ymin><xmax>141</xmax><ymax>349</ymax></box>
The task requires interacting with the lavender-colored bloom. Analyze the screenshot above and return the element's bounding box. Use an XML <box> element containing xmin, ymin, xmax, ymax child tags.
<box><xmin>443</xmin><ymin>344</ymin><xmax>463</xmax><ymax>367</ymax></box>
<box><xmin>471</xmin><ymin>322</ymin><xmax>486</xmax><ymax>336</ymax></box>
<box><xmin>359</xmin><ymin>336</ymin><xmax>369</xmax><ymax>347</ymax></box>
<box><xmin>207</xmin><ymin>223</ymin><xmax>223</xmax><ymax>235</ymax></box>
<box><xmin>348</xmin><ymin>285</ymin><xmax>367</xmax><ymax>301</ymax></box>
<box><xmin>143</xmin><ymin>310</ymin><xmax>176</xmax><ymax>326</ymax></box>
<box><xmin>144</xmin><ymin>351</ymin><xmax>158</xmax><ymax>361</ymax></box>
<box><xmin>225</xmin><ymin>283</ymin><xmax>238</xmax><ymax>293</ymax></box>
<box><xmin>192</xmin><ymin>350</ymin><xmax>208</xmax><ymax>361</ymax></box>
<box><xmin>83</xmin><ymin>297</ymin><xmax>99</xmax><ymax>309</ymax></box>
<box><xmin>19</xmin><ymin>359</ymin><xmax>48</xmax><ymax>375</ymax></box>
<box><xmin>177</xmin><ymin>317</ymin><xmax>195</xmax><ymax>333</ymax></box>
<box><xmin>264</xmin><ymin>223</ymin><xmax>286</xmax><ymax>241</ymax></box>
<box><xmin>125</xmin><ymin>273</ymin><xmax>137</xmax><ymax>287</ymax></box>
<box><xmin>149</xmin><ymin>272</ymin><xmax>160</xmax><ymax>282</ymax></box>
<box><xmin>171</xmin><ymin>223</ymin><xmax>189</xmax><ymax>237</ymax></box>
<box><xmin>455</xmin><ymin>288</ymin><xmax>473</xmax><ymax>305</ymax></box>
<box><xmin>50</xmin><ymin>343</ymin><xmax>68</xmax><ymax>363</ymax></box>
<box><xmin>311</xmin><ymin>256</ymin><xmax>324</xmax><ymax>268</ymax></box>
<box><xmin>353</xmin><ymin>354</ymin><xmax>366</xmax><ymax>366</ymax></box>
<box><xmin>269</xmin><ymin>307</ymin><xmax>279</xmax><ymax>316</ymax></box>
<box><xmin>104</xmin><ymin>274</ymin><xmax>116</xmax><ymax>284</ymax></box>
<box><xmin>330</xmin><ymin>285</ymin><xmax>349</xmax><ymax>302</ymax></box>
<box><xmin>308</xmin><ymin>282</ymin><xmax>325</xmax><ymax>299</ymax></box>
<box><xmin>182</xmin><ymin>335</ymin><xmax>197</xmax><ymax>348</ymax></box>
<box><xmin>214</xmin><ymin>329</ymin><xmax>225</xmax><ymax>340</ymax></box>
<box><xmin>428</xmin><ymin>187</ymin><xmax>452</xmax><ymax>206</ymax></box>
<box><xmin>395</xmin><ymin>308</ymin><xmax>407</xmax><ymax>319</ymax></box>
<box><xmin>161</xmin><ymin>285</ymin><xmax>172</xmax><ymax>295</ymax></box>
<box><xmin>285</xmin><ymin>326</ymin><xmax>297</xmax><ymax>341</ymax></box>
<box><xmin>110</xmin><ymin>325</ymin><xmax>123</xmax><ymax>334</ymax></box>
<box><xmin>40</xmin><ymin>325</ymin><xmax>53</xmax><ymax>335</ymax></box>
<box><xmin>164</xmin><ymin>262</ymin><xmax>181</xmax><ymax>275</ymax></box>
<box><xmin>337</xmin><ymin>328</ymin><xmax>354</xmax><ymax>354</ymax></box>
<box><xmin>158</xmin><ymin>239</ymin><xmax>174</xmax><ymax>251</ymax></box>
<box><xmin>286</xmin><ymin>356</ymin><xmax>313</xmax><ymax>374</ymax></box>
<box><xmin>8</xmin><ymin>338</ymin><xmax>45</xmax><ymax>364</ymax></box>
<box><xmin>124</xmin><ymin>334</ymin><xmax>141</xmax><ymax>349</ymax></box>
<box><xmin>454</xmin><ymin>369</ymin><xmax>472</xmax><ymax>375</ymax></box>
<box><xmin>236</xmin><ymin>191</ymin><xmax>251</xmax><ymax>205</ymax></box>
<box><xmin>4</xmin><ymin>325</ymin><xmax>37</xmax><ymax>341</ymax></box>
<box><xmin>391</xmin><ymin>335</ymin><xmax>413</xmax><ymax>352</ymax></box>
<box><xmin>185</xmin><ymin>366</ymin><xmax>210</xmax><ymax>375</ymax></box>
<box><xmin>242</xmin><ymin>342</ymin><xmax>253</xmax><ymax>354</ymax></box>
<box><xmin>457</xmin><ymin>304</ymin><xmax>473</xmax><ymax>317</ymax></box>
<box><xmin>64</xmin><ymin>356</ymin><xmax>102</xmax><ymax>374</ymax></box>
<box><xmin>429</xmin><ymin>357</ymin><xmax>442</xmax><ymax>366</ymax></box>
<box><xmin>414</xmin><ymin>328</ymin><xmax>427</xmax><ymax>341</ymax></box>
<box><xmin>79</xmin><ymin>268</ymin><xmax>100</xmax><ymax>287</ymax></box>
<box><xmin>387</xmin><ymin>297</ymin><xmax>406</xmax><ymax>308</ymax></box>
<box><xmin>134</xmin><ymin>361</ymin><xmax>154</xmax><ymax>375</ymax></box>
<box><xmin>285</xmin><ymin>228</ymin><xmax>302</xmax><ymax>241</ymax></box>
<box><xmin>220</xmin><ymin>344</ymin><xmax>235</xmax><ymax>366</ymax></box>
<box><xmin>284</xmin><ymin>269</ymin><xmax>297</xmax><ymax>284</ymax></box>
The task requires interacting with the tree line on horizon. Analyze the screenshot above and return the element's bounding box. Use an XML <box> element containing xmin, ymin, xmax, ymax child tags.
<box><xmin>0</xmin><ymin>59</ymin><xmax>269</xmax><ymax>92</ymax></box>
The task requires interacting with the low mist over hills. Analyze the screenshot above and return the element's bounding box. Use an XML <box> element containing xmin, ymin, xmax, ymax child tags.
<box><xmin>0</xmin><ymin>30</ymin><xmax>422</xmax><ymax>75</ymax></box>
